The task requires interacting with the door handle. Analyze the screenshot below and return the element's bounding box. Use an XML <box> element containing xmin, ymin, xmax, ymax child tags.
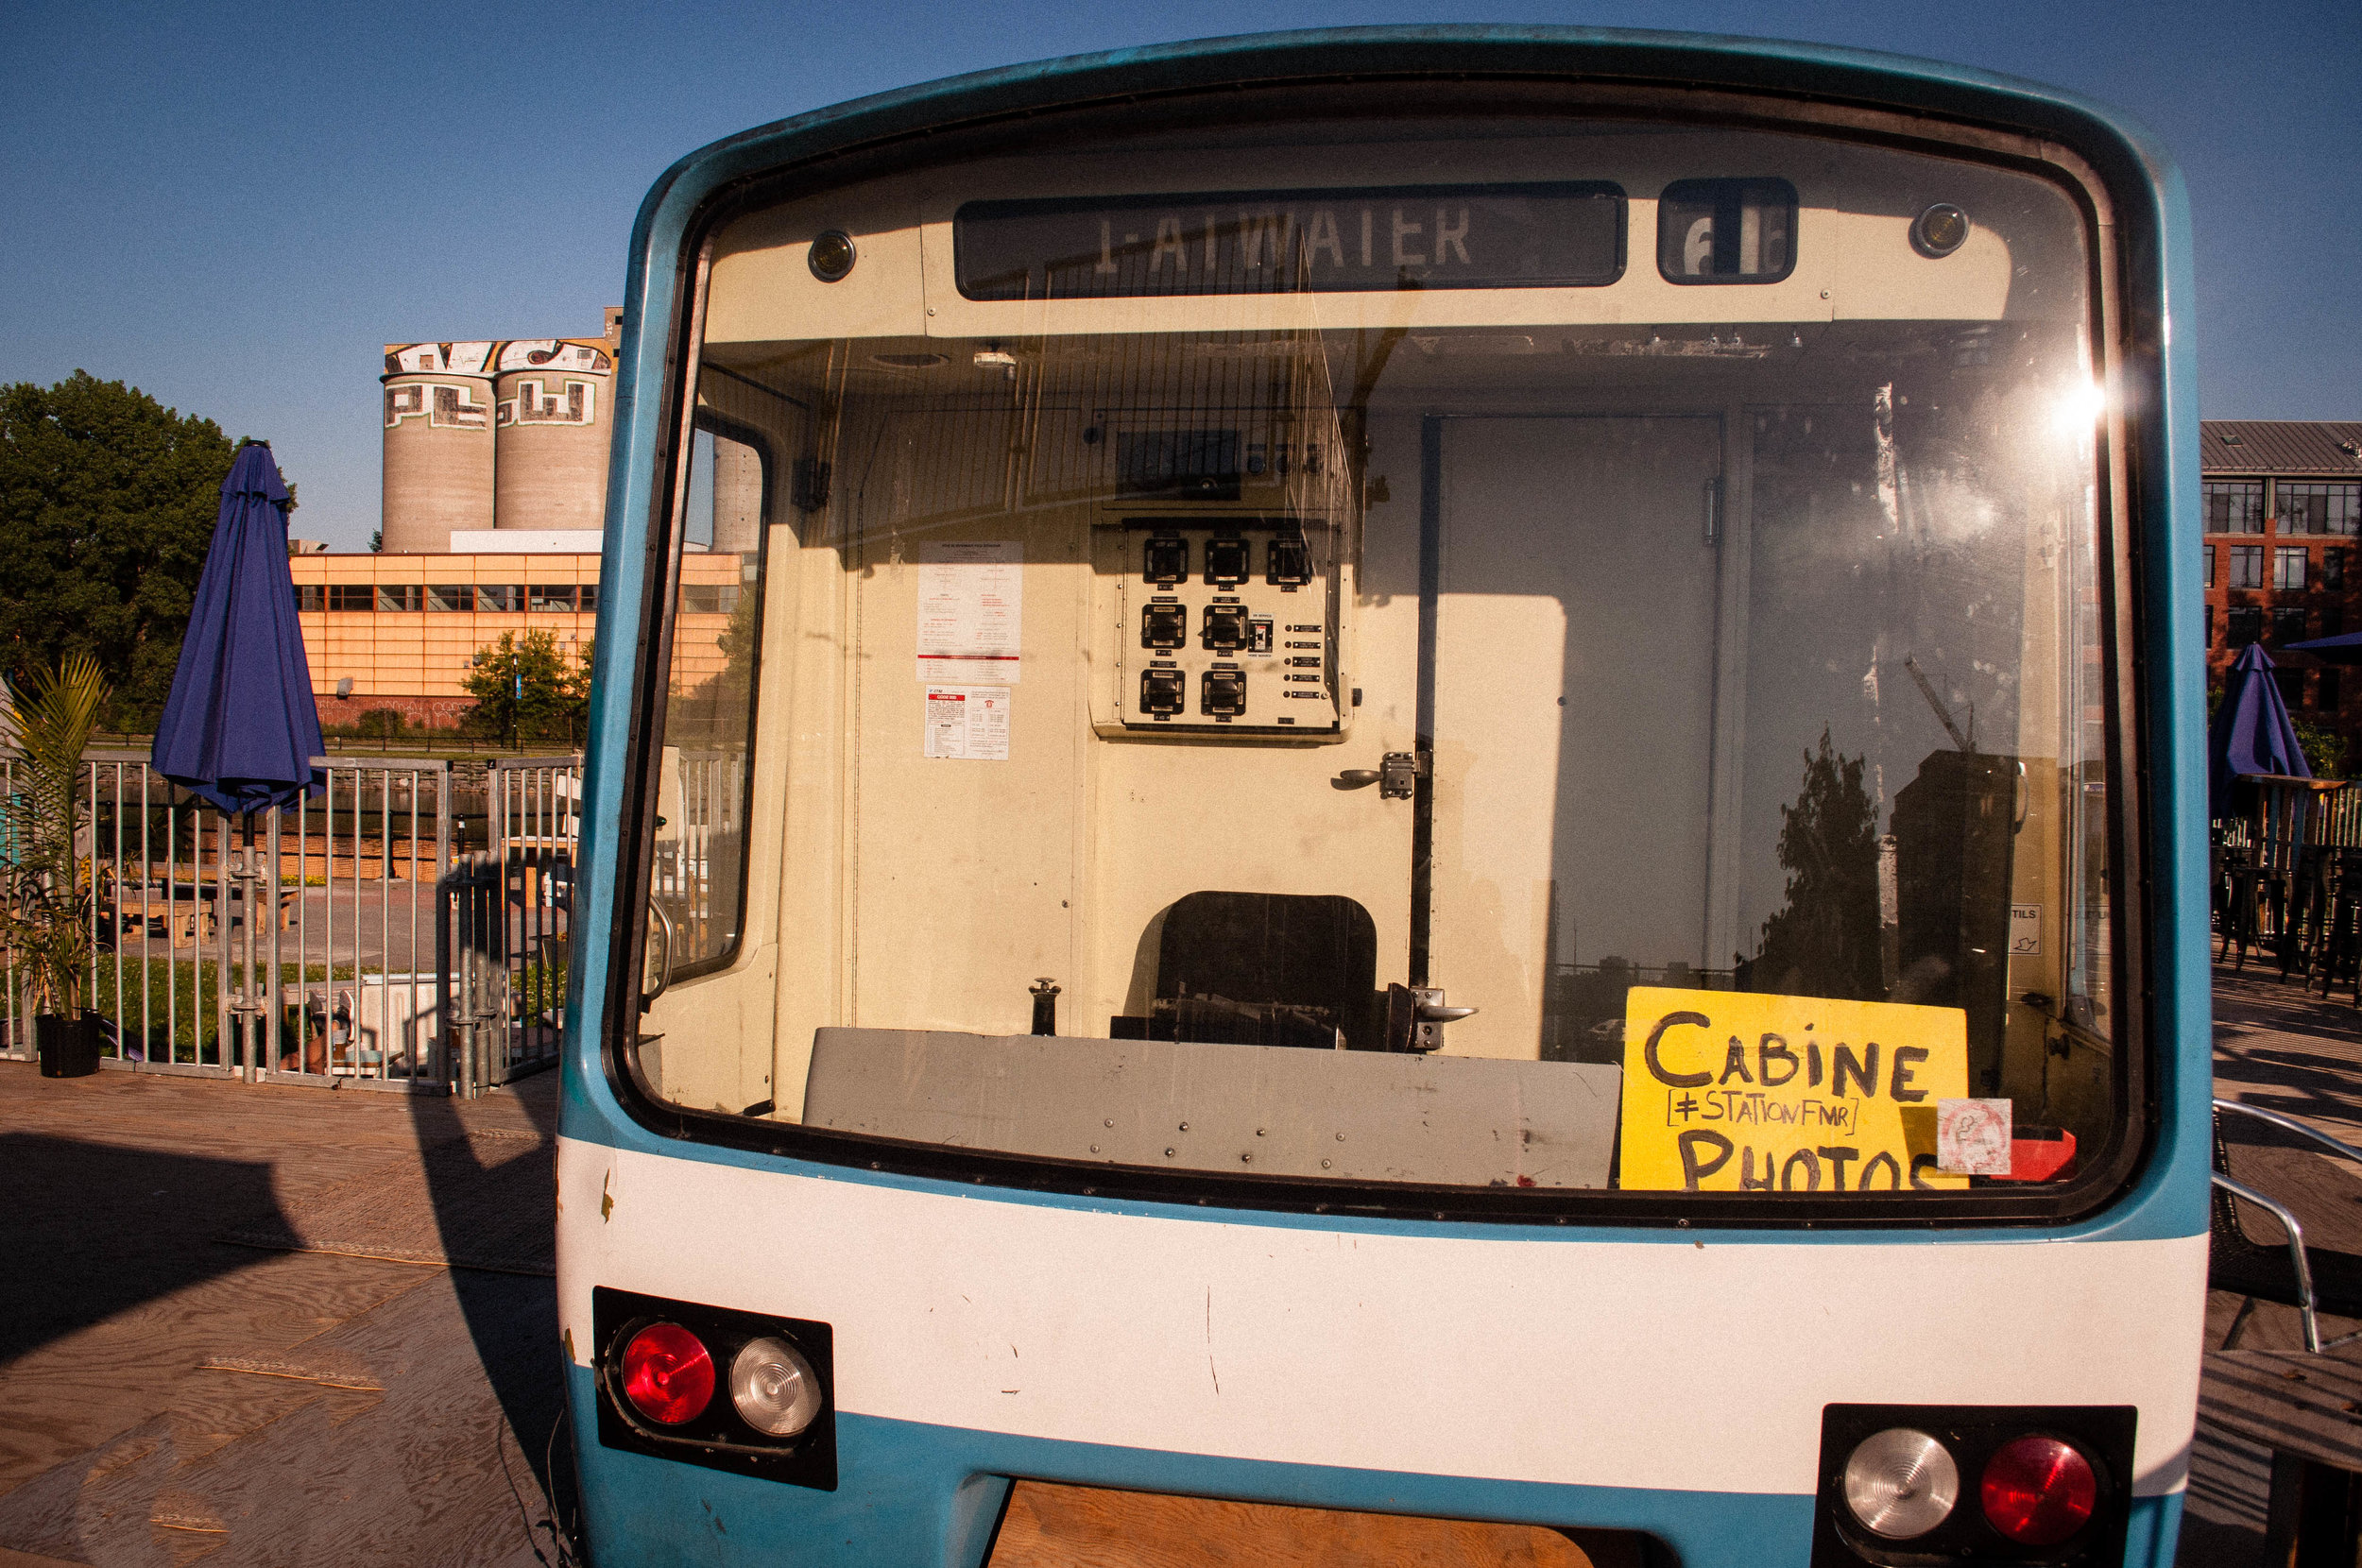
<box><xmin>642</xmin><ymin>895</ymin><xmax>676</xmax><ymax>1010</ymax></box>
<box><xmin>1384</xmin><ymin>983</ymin><xmax>1477</xmax><ymax>1051</ymax></box>
<box><xmin>1334</xmin><ymin>769</ymin><xmax>1380</xmax><ymax>789</ymax></box>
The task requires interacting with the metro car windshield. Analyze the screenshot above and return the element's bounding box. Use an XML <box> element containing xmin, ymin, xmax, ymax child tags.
<box><xmin>626</xmin><ymin>104</ymin><xmax>2127</xmax><ymax>1209</ymax></box>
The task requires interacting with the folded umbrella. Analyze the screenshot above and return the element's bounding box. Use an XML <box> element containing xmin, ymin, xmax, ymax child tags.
<box><xmin>2208</xmin><ymin>642</ymin><xmax>2308</xmax><ymax>819</ymax></box>
<box><xmin>151</xmin><ymin>443</ymin><xmax>323</xmax><ymax>814</ymax></box>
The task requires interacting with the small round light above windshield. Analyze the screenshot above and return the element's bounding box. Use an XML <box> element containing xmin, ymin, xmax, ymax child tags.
<box><xmin>809</xmin><ymin>230</ymin><xmax>858</xmax><ymax>282</ymax></box>
<box><xmin>1912</xmin><ymin>204</ymin><xmax>1971</xmax><ymax>258</ymax></box>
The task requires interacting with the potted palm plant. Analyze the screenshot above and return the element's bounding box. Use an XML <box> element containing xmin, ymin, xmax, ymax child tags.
<box><xmin>2</xmin><ymin>655</ymin><xmax>110</xmax><ymax>1077</ymax></box>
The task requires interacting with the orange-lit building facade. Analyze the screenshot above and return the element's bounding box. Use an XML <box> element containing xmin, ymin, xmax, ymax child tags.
<box><xmin>289</xmin><ymin>551</ymin><xmax>745</xmax><ymax>730</ymax></box>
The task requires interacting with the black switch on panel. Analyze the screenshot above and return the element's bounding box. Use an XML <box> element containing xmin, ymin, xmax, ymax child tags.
<box><xmin>1143</xmin><ymin>535</ymin><xmax>1188</xmax><ymax>585</ymax></box>
<box><xmin>1266</xmin><ymin>530</ymin><xmax>1311</xmax><ymax>587</ymax></box>
<box><xmin>1204</xmin><ymin>537</ymin><xmax>1250</xmax><ymax>588</ymax></box>
<box><xmin>1140</xmin><ymin>601</ymin><xmax>1187</xmax><ymax>650</ymax></box>
<box><xmin>1139</xmin><ymin>668</ymin><xmax>1186</xmax><ymax>716</ymax></box>
<box><xmin>1200</xmin><ymin>603</ymin><xmax>1251</xmax><ymax>653</ymax></box>
<box><xmin>1248</xmin><ymin>617</ymin><xmax>1274</xmax><ymax>656</ymax></box>
<box><xmin>1202</xmin><ymin>667</ymin><xmax>1247</xmax><ymax>717</ymax></box>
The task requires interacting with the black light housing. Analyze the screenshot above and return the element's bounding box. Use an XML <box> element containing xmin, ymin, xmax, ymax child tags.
<box><xmin>593</xmin><ymin>1287</ymin><xmax>838</xmax><ymax>1490</ymax></box>
<box><xmin>1811</xmin><ymin>1403</ymin><xmax>2132</xmax><ymax>1567</ymax></box>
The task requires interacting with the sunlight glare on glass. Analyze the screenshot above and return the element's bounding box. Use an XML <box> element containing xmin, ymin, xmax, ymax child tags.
<box><xmin>2053</xmin><ymin>379</ymin><xmax>2108</xmax><ymax>437</ymax></box>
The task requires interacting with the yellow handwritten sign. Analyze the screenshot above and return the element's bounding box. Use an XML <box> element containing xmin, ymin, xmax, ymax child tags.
<box><xmin>1617</xmin><ymin>988</ymin><xmax>1968</xmax><ymax>1192</ymax></box>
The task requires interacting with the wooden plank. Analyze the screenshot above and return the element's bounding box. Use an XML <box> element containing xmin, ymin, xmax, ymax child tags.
<box><xmin>988</xmin><ymin>1480</ymin><xmax>1639</xmax><ymax>1568</ymax></box>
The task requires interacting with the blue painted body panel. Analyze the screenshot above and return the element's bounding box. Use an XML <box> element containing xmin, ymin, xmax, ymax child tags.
<box><xmin>557</xmin><ymin>26</ymin><xmax>2205</xmax><ymax>1565</ymax></box>
<box><xmin>565</xmin><ymin>1366</ymin><xmax>2188</xmax><ymax>1568</ymax></box>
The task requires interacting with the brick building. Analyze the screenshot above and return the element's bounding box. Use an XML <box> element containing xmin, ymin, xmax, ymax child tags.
<box><xmin>2200</xmin><ymin>419</ymin><xmax>2362</xmax><ymax>765</ymax></box>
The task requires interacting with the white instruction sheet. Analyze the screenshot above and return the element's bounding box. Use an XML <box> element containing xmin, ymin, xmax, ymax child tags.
<box><xmin>916</xmin><ymin>541</ymin><xmax>1022</xmax><ymax>683</ymax></box>
<box><xmin>923</xmin><ymin>686</ymin><xmax>1011</xmax><ymax>760</ymax></box>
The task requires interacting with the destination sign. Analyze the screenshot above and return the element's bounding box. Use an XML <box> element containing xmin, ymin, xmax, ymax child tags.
<box><xmin>955</xmin><ymin>182</ymin><xmax>1625</xmax><ymax>300</ymax></box>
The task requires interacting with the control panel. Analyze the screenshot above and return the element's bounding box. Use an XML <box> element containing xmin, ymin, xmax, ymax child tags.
<box><xmin>1098</xmin><ymin>516</ymin><xmax>1342</xmax><ymax>737</ymax></box>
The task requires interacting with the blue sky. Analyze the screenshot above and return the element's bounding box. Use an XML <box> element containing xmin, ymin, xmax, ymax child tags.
<box><xmin>4</xmin><ymin>0</ymin><xmax>2354</xmax><ymax>549</ymax></box>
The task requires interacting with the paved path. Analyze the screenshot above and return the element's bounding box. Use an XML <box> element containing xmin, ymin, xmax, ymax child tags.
<box><xmin>0</xmin><ymin>1062</ymin><xmax>572</xmax><ymax>1568</ymax></box>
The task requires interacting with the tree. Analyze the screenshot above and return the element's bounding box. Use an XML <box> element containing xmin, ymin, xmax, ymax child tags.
<box><xmin>0</xmin><ymin>372</ymin><xmax>265</xmax><ymax>726</ymax></box>
<box><xmin>666</xmin><ymin>588</ymin><xmax>759</xmax><ymax>744</ymax></box>
<box><xmin>1743</xmin><ymin>728</ymin><xmax>1885</xmax><ymax>1002</ymax></box>
<box><xmin>462</xmin><ymin>630</ymin><xmax>592</xmax><ymax>745</ymax></box>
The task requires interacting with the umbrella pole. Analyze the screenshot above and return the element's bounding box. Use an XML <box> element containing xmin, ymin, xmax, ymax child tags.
<box><xmin>237</xmin><ymin>812</ymin><xmax>251</xmax><ymax>1079</ymax></box>
<box><xmin>234</xmin><ymin>810</ymin><xmax>263</xmax><ymax>1080</ymax></box>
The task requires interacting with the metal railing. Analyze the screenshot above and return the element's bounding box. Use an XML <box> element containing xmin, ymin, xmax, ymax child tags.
<box><xmin>2</xmin><ymin>751</ymin><xmax>585</xmax><ymax>1097</ymax></box>
<box><xmin>2221</xmin><ymin>785</ymin><xmax>2362</xmax><ymax>852</ymax></box>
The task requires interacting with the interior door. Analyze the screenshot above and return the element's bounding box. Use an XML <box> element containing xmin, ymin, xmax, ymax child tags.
<box><xmin>1425</xmin><ymin>416</ymin><xmax>1726</xmax><ymax>1059</ymax></box>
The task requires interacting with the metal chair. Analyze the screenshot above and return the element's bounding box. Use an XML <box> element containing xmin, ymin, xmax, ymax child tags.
<box><xmin>2282</xmin><ymin>846</ymin><xmax>2337</xmax><ymax>982</ymax></box>
<box><xmin>2212</xmin><ymin>1098</ymin><xmax>2362</xmax><ymax>1353</ymax></box>
<box><xmin>2220</xmin><ymin>861</ymin><xmax>2282</xmax><ymax>969</ymax></box>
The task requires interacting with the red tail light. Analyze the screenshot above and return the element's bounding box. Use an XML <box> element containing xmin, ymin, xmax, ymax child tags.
<box><xmin>1979</xmin><ymin>1435</ymin><xmax>2097</xmax><ymax>1545</ymax></box>
<box><xmin>622</xmin><ymin>1322</ymin><xmax>715</xmax><ymax>1425</ymax></box>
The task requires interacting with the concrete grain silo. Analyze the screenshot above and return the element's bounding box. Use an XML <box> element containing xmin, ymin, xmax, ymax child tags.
<box><xmin>494</xmin><ymin>340</ymin><xmax>613</xmax><ymax>535</ymax></box>
<box><xmin>380</xmin><ymin>342</ymin><xmax>496</xmax><ymax>554</ymax></box>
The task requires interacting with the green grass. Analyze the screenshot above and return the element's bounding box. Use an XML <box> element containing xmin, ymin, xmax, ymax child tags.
<box><xmin>86</xmin><ymin>957</ymin><xmax>365</xmax><ymax>1061</ymax></box>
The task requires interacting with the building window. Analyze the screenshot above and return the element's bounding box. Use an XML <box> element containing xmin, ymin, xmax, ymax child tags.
<box><xmin>2228</xmin><ymin>606</ymin><xmax>2264</xmax><ymax>646</ymax></box>
<box><xmin>2229</xmin><ymin>544</ymin><xmax>2265</xmax><ymax>588</ymax></box>
<box><xmin>2276</xmin><ymin>669</ymin><xmax>2307</xmax><ymax>708</ymax></box>
<box><xmin>2278</xmin><ymin>481</ymin><xmax>2362</xmax><ymax>536</ymax></box>
<box><xmin>426</xmin><ymin>584</ymin><xmax>476</xmax><ymax>611</ymax></box>
<box><xmin>2324</xmin><ymin>607</ymin><xmax>2345</xmax><ymax>639</ymax></box>
<box><xmin>2328</xmin><ymin>550</ymin><xmax>2349</xmax><ymax>591</ymax></box>
<box><xmin>2276</xmin><ymin>547</ymin><xmax>2310</xmax><ymax>590</ymax></box>
<box><xmin>375</xmin><ymin>585</ymin><xmax>422</xmax><ymax>612</ymax></box>
<box><xmin>528</xmin><ymin>585</ymin><xmax>577</xmax><ymax>612</ymax></box>
<box><xmin>2206</xmin><ymin>479</ymin><xmax>2267</xmax><ymax>534</ymax></box>
<box><xmin>328</xmin><ymin>585</ymin><xmax>374</xmax><ymax>612</ymax></box>
<box><xmin>578</xmin><ymin>583</ymin><xmax>600</xmax><ymax>614</ymax></box>
<box><xmin>680</xmin><ymin>585</ymin><xmax>741</xmax><ymax>614</ymax></box>
<box><xmin>293</xmin><ymin>584</ymin><xmax>324</xmax><ymax>612</ymax></box>
<box><xmin>2204</xmin><ymin>544</ymin><xmax>2216</xmax><ymax>587</ymax></box>
<box><xmin>476</xmin><ymin>585</ymin><xmax>523</xmax><ymax>612</ymax></box>
<box><xmin>2272</xmin><ymin>606</ymin><xmax>2309</xmax><ymax>643</ymax></box>
<box><xmin>2324</xmin><ymin>669</ymin><xmax>2344</xmax><ymax>709</ymax></box>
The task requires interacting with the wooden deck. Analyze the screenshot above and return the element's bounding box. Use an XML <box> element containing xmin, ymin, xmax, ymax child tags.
<box><xmin>0</xmin><ymin>1061</ymin><xmax>567</xmax><ymax>1567</ymax></box>
<box><xmin>2186</xmin><ymin>962</ymin><xmax>2362</xmax><ymax>1566</ymax></box>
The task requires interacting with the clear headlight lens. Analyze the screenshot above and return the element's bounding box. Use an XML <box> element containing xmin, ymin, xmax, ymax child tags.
<box><xmin>1842</xmin><ymin>1426</ymin><xmax>1960</xmax><ymax>1539</ymax></box>
<box><xmin>729</xmin><ymin>1335</ymin><xmax>822</xmax><ymax>1437</ymax></box>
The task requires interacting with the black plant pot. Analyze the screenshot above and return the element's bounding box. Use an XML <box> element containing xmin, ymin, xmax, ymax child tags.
<box><xmin>35</xmin><ymin>1012</ymin><xmax>102</xmax><ymax>1079</ymax></box>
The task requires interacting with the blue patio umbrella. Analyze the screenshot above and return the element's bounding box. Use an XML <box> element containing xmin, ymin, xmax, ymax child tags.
<box><xmin>2209</xmin><ymin>642</ymin><xmax>2309</xmax><ymax>818</ymax></box>
<box><xmin>2286</xmin><ymin>629</ymin><xmax>2362</xmax><ymax>666</ymax></box>
<box><xmin>151</xmin><ymin>443</ymin><xmax>323</xmax><ymax>814</ymax></box>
